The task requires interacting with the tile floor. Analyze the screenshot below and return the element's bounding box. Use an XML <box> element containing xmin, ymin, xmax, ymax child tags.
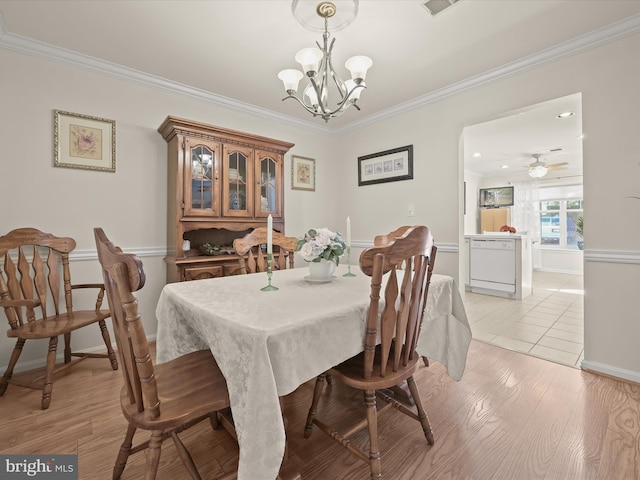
<box><xmin>464</xmin><ymin>271</ymin><xmax>584</xmax><ymax>368</ymax></box>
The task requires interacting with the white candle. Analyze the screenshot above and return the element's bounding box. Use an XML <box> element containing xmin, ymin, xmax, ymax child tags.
<box><xmin>346</xmin><ymin>216</ymin><xmax>351</xmax><ymax>249</ymax></box>
<box><xmin>267</xmin><ymin>214</ymin><xmax>273</xmax><ymax>254</ymax></box>
<box><xmin>182</xmin><ymin>239</ymin><xmax>190</xmax><ymax>252</ymax></box>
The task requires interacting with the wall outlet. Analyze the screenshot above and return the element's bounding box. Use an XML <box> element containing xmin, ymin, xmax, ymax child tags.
<box><xmin>407</xmin><ymin>204</ymin><xmax>415</xmax><ymax>217</ymax></box>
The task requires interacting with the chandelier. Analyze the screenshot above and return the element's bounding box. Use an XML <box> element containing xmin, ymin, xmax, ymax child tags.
<box><xmin>277</xmin><ymin>1</ymin><xmax>372</xmax><ymax>123</ymax></box>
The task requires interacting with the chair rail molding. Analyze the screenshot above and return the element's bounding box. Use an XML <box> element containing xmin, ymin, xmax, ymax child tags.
<box><xmin>584</xmin><ymin>249</ymin><xmax>640</xmax><ymax>265</ymax></box>
<box><xmin>13</xmin><ymin>246</ymin><xmax>640</xmax><ymax>266</ymax></box>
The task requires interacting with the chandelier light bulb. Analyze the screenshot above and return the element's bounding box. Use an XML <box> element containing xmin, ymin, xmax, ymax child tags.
<box><xmin>295</xmin><ymin>47</ymin><xmax>323</xmax><ymax>76</ymax></box>
<box><xmin>278</xmin><ymin>69</ymin><xmax>304</xmax><ymax>93</ymax></box>
<box><xmin>303</xmin><ymin>84</ymin><xmax>319</xmax><ymax>107</ymax></box>
<box><xmin>344</xmin><ymin>79</ymin><xmax>363</xmax><ymax>101</ymax></box>
<box><xmin>345</xmin><ymin>55</ymin><xmax>373</xmax><ymax>81</ymax></box>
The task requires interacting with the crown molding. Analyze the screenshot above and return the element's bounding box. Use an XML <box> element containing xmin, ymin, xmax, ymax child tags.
<box><xmin>335</xmin><ymin>13</ymin><xmax>640</xmax><ymax>135</ymax></box>
<box><xmin>0</xmin><ymin>12</ymin><xmax>327</xmax><ymax>134</ymax></box>
<box><xmin>1</xmin><ymin>12</ymin><xmax>640</xmax><ymax>136</ymax></box>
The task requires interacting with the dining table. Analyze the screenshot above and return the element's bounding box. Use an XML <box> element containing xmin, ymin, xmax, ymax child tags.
<box><xmin>155</xmin><ymin>264</ymin><xmax>472</xmax><ymax>480</ymax></box>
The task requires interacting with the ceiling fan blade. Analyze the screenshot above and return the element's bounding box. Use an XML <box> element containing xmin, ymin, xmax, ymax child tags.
<box><xmin>547</xmin><ymin>162</ymin><xmax>569</xmax><ymax>169</ymax></box>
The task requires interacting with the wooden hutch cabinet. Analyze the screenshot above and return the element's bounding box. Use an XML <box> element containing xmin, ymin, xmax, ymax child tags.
<box><xmin>158</xmin><ymin>116</ymin><xmax>294</xmax><ymax>282</ymax></box>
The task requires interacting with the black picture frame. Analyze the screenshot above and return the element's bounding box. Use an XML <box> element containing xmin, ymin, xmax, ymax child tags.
<box><xmin>478</xmin><ymin>186</ymin><xmax>514</xmax><ymax>208</ymax></box>
<box><xmin>358</xmin><ymin>145</ymin><xmax>413</xmax><ymax>186</ymax></box>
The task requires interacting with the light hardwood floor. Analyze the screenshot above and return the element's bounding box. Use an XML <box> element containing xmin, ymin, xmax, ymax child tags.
<box><xmin>1</xmin><ymin>340</ymin><xmax>639</xmax><ymax>479</ymax></box>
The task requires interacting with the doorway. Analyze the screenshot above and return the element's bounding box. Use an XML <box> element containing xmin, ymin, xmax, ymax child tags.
<box><xmin>461</xmin><ymin>93</ymin><xmax>584</xmax><ymax>368</ymax></box>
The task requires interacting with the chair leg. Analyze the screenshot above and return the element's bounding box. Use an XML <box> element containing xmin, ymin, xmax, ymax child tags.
<box><xmin>170</xmin><ymin>430</ymin><xmax>203</xmax><ymax>480</ymax></box>
<box><xmin>0</xmin><ymin>338</ymin><xmax>26</xmax><ymax>396</ymax></box>
<box><xmin>406</xmin><ymin>375</ymin><xmax>434</xmax><ymax>445</ymax></box>
<box><xmin>113</xmin><ymin>424</ymin><xmax>137</xmax><ymax>480</ymax></box>
<box><xmin>364</xmin><ymin>390</ymin><xmax>382</xmax><ymax>480</ymax></box>
<box><xmin>209</xmin><ymin>411</ymin><xmax>220</xmax><ymax>430</ymax></box>
<box><xmin>304</xmin><ymin>373</ymin><xmax>328</xmax><ymax>439</ymax></box>
<box><xmin>42</xmin><ymin>336</ymin><xmax>58</xmax><ymax>410</ymax></box>
<box><xmin>421</xmin><ymin>356</ymin><xmax>429</xmax><ymax>367</ymax></box>
<box><xmin>145</xmin><ymin>431</ymin><xmax>163</xmax><ymax>480</ymax></box>
<box><xmin>63</xmin><ymin>332</ymin><xmax>72</xmax><ymax>363</ymax></box>
<box><xmin>99</xmin><ymin>319</ymin><xmax>119</xmax><ymax>370</ymax></box>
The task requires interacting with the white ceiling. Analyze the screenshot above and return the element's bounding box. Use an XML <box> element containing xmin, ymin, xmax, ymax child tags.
<box><xmin>1</xmin><ymin>0</ymin><xmax>639</xmax><ymax>179</ymax></box>
<box><xmin>464</xmin><ymin>92</ymin><xmax>583</xmax><ymax>180</ymax></box>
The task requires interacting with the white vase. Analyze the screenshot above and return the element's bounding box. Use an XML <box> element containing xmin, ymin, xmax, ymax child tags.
<box><xmin>308</xmin><ymin>259</ymin><xmax>336</xmax><ymax>280</ymax></box>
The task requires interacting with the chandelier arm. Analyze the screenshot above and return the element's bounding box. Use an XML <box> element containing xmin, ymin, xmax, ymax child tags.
<box><xmin>308</xmin><ymin>76</ymin><xmax>328</xmax><ymax>114</ymax></box>
<box><xmin>326</xmin><ymin>45</ymin><xmax>348</xmax><ymax>99</ymax></box>
<box><xmin>280</xmin><ymin>93</ymin><xmax>323</xmax><ymax>117</ymax></box>
<box><xmin>312</xmin><ymin>29</ymin><xmax>333</xmax><ymax>116</ymax></box>
<box><xmin>323</xmin><ymin>83</ymin><xmax>366</xmax><ymax>116</ymax></box>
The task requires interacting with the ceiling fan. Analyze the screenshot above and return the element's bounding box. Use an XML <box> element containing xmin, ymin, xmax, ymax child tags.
<box><xmin>525</xmin><ymin>152</ymin><xmax>568</xmax><ymax>178</ymax></box>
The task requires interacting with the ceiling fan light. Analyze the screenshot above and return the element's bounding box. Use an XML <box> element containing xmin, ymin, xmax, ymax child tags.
<box><xmin>528</xmin><ymin>165</ymin><xmax>549</xmax><ymax>178</ymax></box>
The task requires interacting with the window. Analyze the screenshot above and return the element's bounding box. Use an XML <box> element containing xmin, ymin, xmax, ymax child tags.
<box><xmin>539</xmin><ymin>198</ymin><xmax>583</xmax><ymax>248</ymax></box>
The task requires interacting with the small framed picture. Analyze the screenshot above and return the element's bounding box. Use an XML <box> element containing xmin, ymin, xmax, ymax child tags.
<box><xmin>291</xmin><ymin>155</ymin><xmax>315</xmax><ymax>191</ymax></box>
<box><xmin>53</xmin><ymin>110</ymin><xmax>116</xmax><ymax>172</ymax></box>
<box><xmin>358</xmin><ymin>145</ymin><xmax>413</xmax><ymax>186</ymax></box>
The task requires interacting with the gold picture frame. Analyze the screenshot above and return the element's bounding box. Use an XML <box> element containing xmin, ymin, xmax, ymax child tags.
<box><xmin>53</xmin><ymin>110</ymin><xmax>116</xmax><ymax>172</ymax></box>
<box><xmin>291</xmin><ymin>155</ymin><xmax>315</xmax><ymax>191</ymax></box>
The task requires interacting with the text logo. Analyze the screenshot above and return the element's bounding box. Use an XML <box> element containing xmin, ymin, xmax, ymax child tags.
<box><xmin>1</xmin><ymin>455</ymin><xmax>78</xmax><ymax>479</ymax></box>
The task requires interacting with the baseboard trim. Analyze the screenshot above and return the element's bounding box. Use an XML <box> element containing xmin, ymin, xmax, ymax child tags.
<box><xmin>533</xmin><ymin>267</ymin><xmax>583</xmax><ymax>275</ymax></box>
<box><xmin>581</xmin><ymin>360</ymin><xmax>640</xmax><ymax>385</ymax></box>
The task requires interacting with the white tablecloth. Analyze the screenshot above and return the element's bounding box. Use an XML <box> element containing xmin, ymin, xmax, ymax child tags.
<box><xmin>155</xmin><ymin>265</ymin><xmax>471</xmax><ymax>480</ymax></box>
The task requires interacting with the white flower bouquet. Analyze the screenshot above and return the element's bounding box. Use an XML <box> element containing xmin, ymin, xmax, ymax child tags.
<box><xmin>296</xmin><ymin>228</ymin><xmax>346</xmax><ymax>265</ymax></box>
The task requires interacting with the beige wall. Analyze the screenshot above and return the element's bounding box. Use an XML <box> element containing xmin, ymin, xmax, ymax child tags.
<box><xmin>1</xmin><ymin>31</ymin><xmax>639</xmax><ymax>380</ymax></box>
<box><xmin>0</xmin><ymin>47</ymin><xmax>330</xmax><ymax>371</ymax></box>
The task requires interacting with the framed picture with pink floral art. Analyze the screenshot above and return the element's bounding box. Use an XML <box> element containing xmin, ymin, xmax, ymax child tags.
<box><xmin>53</xmin><ymin>110</ymin><xmax>116</xmax><ymax>172</ymax></box>
<box><xmin>291</xmin><ymin>155</ymin><xmax>315</xmax><ymax>191</ymax></box>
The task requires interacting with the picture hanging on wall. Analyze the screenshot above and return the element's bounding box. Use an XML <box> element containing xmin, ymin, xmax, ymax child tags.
<box><xmin>358</xmin><ymin>145</ymin><xmax>413</xmax><ymax>186</ymax></box>
<box><xmin>53</xmin><ymin>110</ymin><xmax>116</xmax><ymax>172</ymax></box>
<box><xmin>291</xmin><ymin>155</ymin><xmax>315</xmax><ymax>191</ymax></box>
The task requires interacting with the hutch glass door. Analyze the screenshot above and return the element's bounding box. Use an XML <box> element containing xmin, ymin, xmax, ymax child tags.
<box><xmin>184</xmin><ymin>140</ymin><xmax>219</xmax><ymax>216</ymax></box>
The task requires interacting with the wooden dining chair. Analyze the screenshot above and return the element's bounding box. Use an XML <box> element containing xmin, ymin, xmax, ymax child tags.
<box><xmin>374</xmin><ymin>225</ymin><xmax>437</xmax><ymax>367</ymax></box>
<box><xmin>372</xmin><ymin>225</ymin><xmax>413</xmax><ymax>247</ymax></box>
<box><xmin>94</xmin><ymin>228</ymin><xmax>237</xmax><ymax>480</ymax></box>
<box><xmin>233</xmin><ymin>226</ymin><xmax>298</xmax><ymax>274</ymax></box>
<box><xmin>304</xmin><ymin>226</ymin><xmax>437</xmax><ymax>480</ymax></box>
<box><xmin>0</xmin><ymin>227</ymin><xmax>118</xmax><ymax>410</ymax></box>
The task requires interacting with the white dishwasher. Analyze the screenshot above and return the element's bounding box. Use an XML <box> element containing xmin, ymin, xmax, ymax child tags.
<box><xmin>469</xmin><ymin>238</ymin><xmax>516</xmax><ymax>294</ymax></box>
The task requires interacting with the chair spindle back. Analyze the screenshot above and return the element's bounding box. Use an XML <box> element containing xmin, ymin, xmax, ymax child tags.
<box><xmin>94</xmin><ymin>228</ymin><xmax>161</xmax><ymax>419</ymax></box>
<box><xmin>359</xmin><ymin>226</ymin><xmax>435</xmax><ymax>379</ymax></box>
<box><xmin>0</xmin><ymin>228</ymin><xmax>78</xmax><ymax>328</ymax></box>
<box><xmin>233</xmin><ymin>227</ymin><xmax>298</xmax><ymax>274</ymax></box>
